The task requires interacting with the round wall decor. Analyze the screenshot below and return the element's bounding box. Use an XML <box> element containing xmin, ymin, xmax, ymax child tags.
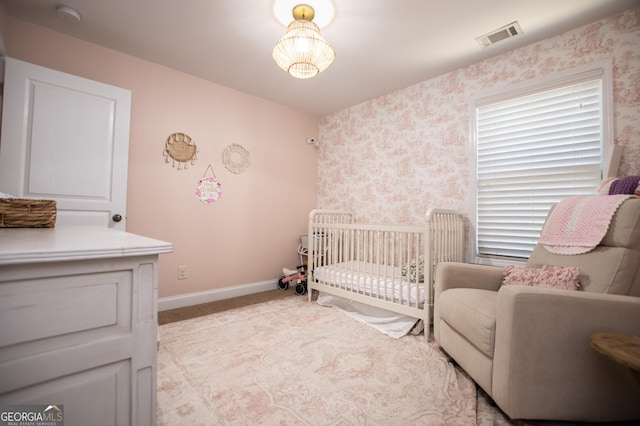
<box><xmin>164</xmin><ymin>132</ymin><xmax>198</xmax><ymax>170</ymax></box>
<box><xmin>222</xmin><ymin>143</ymin><xmax>250</xmax><ymax>174</ymax></box>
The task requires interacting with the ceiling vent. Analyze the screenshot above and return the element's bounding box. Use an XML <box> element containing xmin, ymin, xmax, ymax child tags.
<box><xmin>476</xmin><ymin>21</ymin><xmax>522</xmax><ymax>47</ymax></box>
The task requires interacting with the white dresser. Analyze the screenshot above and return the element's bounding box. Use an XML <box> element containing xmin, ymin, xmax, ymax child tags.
<box><xmin>0</xmin><ymin>226</ymin><xmax>172</xmax><ymax>426</ymax></box>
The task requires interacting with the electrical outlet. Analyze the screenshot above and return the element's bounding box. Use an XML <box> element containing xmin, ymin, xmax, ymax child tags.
<box><xmin>178</xmin><ymin>266</ymin><xmax>187</xmax><ymax>280</ymax></box>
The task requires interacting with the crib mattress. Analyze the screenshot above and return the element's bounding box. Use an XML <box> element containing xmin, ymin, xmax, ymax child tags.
<box><xmin>312</xmin><ymin>260</ymin><xmax>425</xmax><ymax>306</ymax></box>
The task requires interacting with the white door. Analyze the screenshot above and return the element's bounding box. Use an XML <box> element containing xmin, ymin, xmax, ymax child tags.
<box><xmin>0</xmin><ymin>58</ymin><xmax>131</xmax><ymax>230</ymax></box>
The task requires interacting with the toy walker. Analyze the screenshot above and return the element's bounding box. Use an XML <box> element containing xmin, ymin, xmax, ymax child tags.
<box><xmin>278</xmin><ymin>265</ymin><xmax>307</xmax><ymax>295</ymax></box>
<box><xmin>278</xmin><ymin>234</ymin><xmax>309</xmax><ymax>295</ymax></box>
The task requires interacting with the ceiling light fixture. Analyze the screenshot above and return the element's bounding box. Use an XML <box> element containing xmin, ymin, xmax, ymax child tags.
<box><xmin>272</xmin><ymin>4</ymin><xmax>335</xmax><ymax>79</ymax></box>
<box><xmin>56</xmin><ymin>5</ymin><xmax>81</xmax><ymax>23</ymax></box>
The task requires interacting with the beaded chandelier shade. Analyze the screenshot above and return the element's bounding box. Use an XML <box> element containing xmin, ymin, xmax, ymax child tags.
<box><xmin>272</xmin><ymin>4</ymin><xmax>335</xmax><ymax>79</ymax></box>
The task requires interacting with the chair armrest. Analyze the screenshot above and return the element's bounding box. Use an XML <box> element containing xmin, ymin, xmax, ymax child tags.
<box><xmin>434</xmin><ymin>262</ymin><xmax>504</xmax><ymax>299</ymax></box>
<box><xmin>433</xmin><ymin>262</ymin><xmax>504</xmax><ymax>342</ymax></box>
<box><xmin>492</xmin><ymin>286</ymin><xmax>640</xmax><ymax>420</ymax></box>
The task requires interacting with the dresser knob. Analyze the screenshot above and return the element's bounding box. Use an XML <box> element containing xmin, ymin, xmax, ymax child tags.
<box><xmin>112</xmin><ymin>214</ymin><xmax>122</xmax><ymax>222</ymax></box>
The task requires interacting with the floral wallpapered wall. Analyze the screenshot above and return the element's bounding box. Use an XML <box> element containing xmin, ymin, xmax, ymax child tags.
<box><xmin>317</xmin><ymin>7</ymin><xmax>640</xmax><ymax>226</ymax></box>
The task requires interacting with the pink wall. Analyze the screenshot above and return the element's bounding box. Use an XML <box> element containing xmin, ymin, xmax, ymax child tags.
<box><xmin>3</xmin><ymin>17</ymin><xmax>319</xmax><ymax>299</ymax></box>
<box><xmin>318</xmin><ymin>7</ymin><xmax>640</xmax><ymax>226</ymax></box>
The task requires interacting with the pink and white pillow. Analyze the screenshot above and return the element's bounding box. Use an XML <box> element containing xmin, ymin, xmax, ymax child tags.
<box><xmin>502</xmin><ymin>265</ymin><xmax>580</xmax><ymax>291</ymax></box>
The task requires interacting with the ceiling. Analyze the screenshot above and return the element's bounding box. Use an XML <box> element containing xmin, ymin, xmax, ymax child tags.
<box><xmin>2</xmin><ymin>0</ymin><xmax>638</xmax><ymax>117</ymax></box>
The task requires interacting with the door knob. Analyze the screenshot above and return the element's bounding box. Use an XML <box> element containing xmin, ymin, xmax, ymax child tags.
<box><xmin>112</xmin><ymin>214</ymin><xmax>122</xmax><ymax>222</ymax></box>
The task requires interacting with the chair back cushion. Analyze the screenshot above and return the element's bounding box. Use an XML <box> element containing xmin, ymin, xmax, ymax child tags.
<box><xmin>527</xmin><ymin>198</ymin><xmax>640</xmax><ymax>296</ymax></box>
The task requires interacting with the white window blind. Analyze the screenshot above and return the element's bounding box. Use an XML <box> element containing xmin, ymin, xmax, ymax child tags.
<box><xmin>475</xmin><ymin>78</ymin><xmax>603</xmax><ymax>259</ymax></box>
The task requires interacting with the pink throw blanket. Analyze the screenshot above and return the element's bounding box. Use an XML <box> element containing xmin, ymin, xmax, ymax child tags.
<box><xmin>539</xmin><ymin>195</ymin><xmax>632</xmax><ymax>255</ymax></box>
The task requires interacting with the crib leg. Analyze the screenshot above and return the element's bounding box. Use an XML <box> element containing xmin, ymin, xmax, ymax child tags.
<box><xmin>424</xmin><ymin>307</ymin><xmax>431</xmax><ymax>341</ymax></box>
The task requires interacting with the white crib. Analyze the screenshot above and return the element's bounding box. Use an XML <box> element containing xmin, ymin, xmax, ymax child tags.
<box><xmin>307</xmin><ymin>209</ymin><xmax>465</xmax><ymax>339</ymax></box>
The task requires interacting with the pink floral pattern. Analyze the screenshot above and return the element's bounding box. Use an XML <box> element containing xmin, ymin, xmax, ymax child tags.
<box><xmin>318</xmin><ymin>8</ymin><xmax>640</xmax><ymax>225</ymax></box>
<box><xmin>195</xmin><ymin>176</ymin><xmax>222</xmax><ymax>204</ymax></box>
<box><xmin>158</xmin><ymin>297</ymin><xmax>481</xmax><ymax>424</ymax></box>
<box><xmin>157</xmin><ymin>297</ymin><xmax>519</xmax><ymax>425</ymax></box>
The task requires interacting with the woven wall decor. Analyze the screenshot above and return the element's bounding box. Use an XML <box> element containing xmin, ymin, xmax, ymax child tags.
<box><xmin>222</xmin><ymin>143</ymin><xmax>250</xmax><ymax>174</ymax></box>
<box><xmin>195</xmin><ymin>164</ymin><xmax>223</xmax><ymax>204</ymax></box>
<box><xmin>164</xmin><ymin>132</ymin><xmax>198</xmax><ymax>169</ymax></box>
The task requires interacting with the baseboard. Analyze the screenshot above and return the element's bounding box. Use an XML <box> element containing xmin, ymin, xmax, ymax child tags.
<box><xmin>158</xmin><ymin>279</ymin><xmax>279</xmax><ymax>311</ymax></box>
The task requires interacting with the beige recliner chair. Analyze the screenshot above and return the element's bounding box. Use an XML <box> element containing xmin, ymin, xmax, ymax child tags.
<box><xmin>434</xmin><ymin>197</ymin><xmax>640</xmax><ymax>422</ymax></box>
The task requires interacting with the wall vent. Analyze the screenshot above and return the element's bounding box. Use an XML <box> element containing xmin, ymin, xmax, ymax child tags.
<box><xmin>476</xmin><ymin>21</ymin><xmax>522</xmax><ymax>47</ymax></box>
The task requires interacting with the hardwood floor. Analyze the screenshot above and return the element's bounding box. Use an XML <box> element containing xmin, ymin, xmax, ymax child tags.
<box><xmin>158</xmin><ymin>289</ymin><xmax>294</xmax><ymax>325</ymax></box>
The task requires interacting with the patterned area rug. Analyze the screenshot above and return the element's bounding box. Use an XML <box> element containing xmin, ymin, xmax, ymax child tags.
<box><xmin>158</xmin><ymin>296</ymin><xmax>512</xmax><ymax>425</ymax></box>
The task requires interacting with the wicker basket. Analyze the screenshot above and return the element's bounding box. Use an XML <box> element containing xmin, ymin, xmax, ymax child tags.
<box><xmin>0</xmin><ymin>198</ymin><xmax>57</xmax><ymax>228</ymax></box>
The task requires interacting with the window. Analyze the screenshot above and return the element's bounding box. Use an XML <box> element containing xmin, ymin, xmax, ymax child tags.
<box><xmin>472</xmin><ymin>60</ymin><xmax>613</xmax><ymax>261</ymax></box>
